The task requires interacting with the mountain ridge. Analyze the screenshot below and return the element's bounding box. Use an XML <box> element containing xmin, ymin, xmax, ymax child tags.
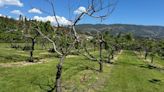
<box><xmin>76</xmin><ymin>24</ymin><xmax>164</xmax><ymax>38</ymax></box>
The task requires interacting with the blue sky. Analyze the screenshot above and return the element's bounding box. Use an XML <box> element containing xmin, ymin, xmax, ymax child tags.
<box><xmin>0</xmin><ymin>0</ymin><xmax>164</xmax><ymax>26</ymax></box>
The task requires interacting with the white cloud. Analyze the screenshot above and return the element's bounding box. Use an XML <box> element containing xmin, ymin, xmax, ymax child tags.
<box><xmin>8</xmin><ymin>16</ymin><xmax>11</xmax><ymax>18</ymax></box>
<box><xmin>74</xmin><ymin>6</ymin><xmax>86</xmax><ymax>14</ymax></box>
<box><xmin>28</xmin><ymin>8</ymin><xmax>42</xmax><ymax>14</ymax></box>
<box><xmin>0</xmin><ymin>14</ymin><xmax>11</xmax><ymax>18</ymax></box>
<box><xmin>33</xmin><ymin>16</ymin><xmax>72</xmax><ymax>26</ymax></box>
<box><xmin>11</xmin><ymin>10</ymin><xmax>23</xmax><ymax>15</ymax></box>
<box><xmin>0</xmin><ymin>0</ymin><xmax>23</xmax><ymax>7</ymax></box>
<box><xmin>15</xmin><ymin>17</ymin><xmax>19</xmax><ymax>20</ymax></box>
<box><xmin>0</xmin><ymin>14</ymin><xmax>5</xmax><ymax>17</ymax></box>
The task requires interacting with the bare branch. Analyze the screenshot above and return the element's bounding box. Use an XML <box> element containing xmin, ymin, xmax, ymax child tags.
<box><xmin>35</xmin><ymin>26</ymin><xmax>63</xmax><ymax>56</ymax></box>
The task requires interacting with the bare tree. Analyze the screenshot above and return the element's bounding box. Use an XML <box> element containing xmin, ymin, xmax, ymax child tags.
<box><xmin>79</xmin><ymin>32</ymin><xmax>107</xmax><ymax>72</ymax></box>
<box><xmin>22</xmin><ymin>20</ymin><xmax>40</xmax><ymax>62</ymax></box>
<box><xmin>29</xmin><ymin>0</ymin><xmax>117</xmax><ymax>91</ymax></box>
<box><xmin>17</xmin><ymin>16</ymin><xmax>40</xmax><ymax>62</ymax></box>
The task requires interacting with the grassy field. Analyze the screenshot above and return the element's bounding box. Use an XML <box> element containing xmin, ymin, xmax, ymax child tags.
<box><xmin>101</xmin><ymin>51</ymin><xmax>164</xmax><ymax>92</ymax></box>
<box><xmin>0</xmin><ymin>43</ymin><xmax>164</xmax><ymax>92</ymax></box>
<box><xmin>0</xmin><ymin>43</ymin><xmax>112</xmax><ymax>92</ymax></box>
<box><xmin>0</xmin><ymin>43</ymin><xmax>54</xmax><ymax>63</ymax></box>
<box><xmin>153</xmin><ymin>56</ymin><xmax>164</xmax><ymax>67</ymax></box>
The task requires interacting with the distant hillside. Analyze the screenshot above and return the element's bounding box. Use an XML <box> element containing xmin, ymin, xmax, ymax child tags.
<box><xmin>76</xmin><ymin>24</ymin><xmax>164</xmax><ymax>38</ymax></box>
<box><xmin>1</xmin><ymin>16</ymin><xmax>164</xmax><ymax>40</ymax></box>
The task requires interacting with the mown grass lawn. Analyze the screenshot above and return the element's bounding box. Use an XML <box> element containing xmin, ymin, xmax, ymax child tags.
<box><xmin>0</xmin><ymin>57</ymin><xmax>113</xmax><ymax>92</ymax></box>
<box><xmin>0</xmin><ymin>43</ymin><xmax>164</xmax><ymax>92</ymax></box>
<box><xmin>0</xmin><ymin>43</ymin><xmax>55</xmax><ymax>63</ymax></box>
<box><xmin>0</xmin><ymin>43</ymin><xmax>112</xmax><ymax>92</ymax></box>
<box><xmin>101</xmin><ymin>51</ymin><xmax>164</xmax><ymax>92</ymax></box>
<box><xmin>153</xmin><ymin>56</ymin><xmax>164</xmax><ymax>67</ymax></box>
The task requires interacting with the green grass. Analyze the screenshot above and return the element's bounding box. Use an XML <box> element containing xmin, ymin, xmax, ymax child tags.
<box><xmin>138</xmin><ymin>51</ymin><xmax>164</xmax><ymax>67</ymax></box>
<box><xmin>101</xmin><ymin>51</ymin><xmax>164</xmax><ymax>92</ymax></box>
<box><xmin>0</xmin><ymin>43</ymin><xmax>55</xmax><ymax>63</ymax></box>
<box><xmin>153</xmin><ymin>56</ymin><xmax>164</xmax><ymax>67</ymax></box>
<box><xmin>0</xmin><ymin>58</ymin><xmax>58</xmax><ymax>92</ymax></box>
<box><xmin>0</xmin><ymin>43</ymin><xmax>112</xmax><ymax>92</ymax></box>
<box><xmin>0</xmin><ymin>57</ymin><xmax>112</xmax><ymax>92</ymax></box>
<box><xmin>0</xmin><ymin>43</ymin><xmax>164</xmax><ymax>92</ymax></box>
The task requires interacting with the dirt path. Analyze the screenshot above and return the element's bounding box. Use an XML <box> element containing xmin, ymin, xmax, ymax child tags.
<box><xmin>0</xmin><ymin>54</ymin><xmax>78</xmax><ymax>68</ymax></box>
<box><xmin>0</xmin><ymin>59</ymin><xmax>47</xmax><ymax>67</ymax></box>
<box><xmin>87</xmin><ymin>50</ymin><xmax>123</xmax><ymax>91</ymax></box>
<box><xmin>0</xmin><ymin>51</ymin><xmax>123</xmax><ymax>68</ymax></box>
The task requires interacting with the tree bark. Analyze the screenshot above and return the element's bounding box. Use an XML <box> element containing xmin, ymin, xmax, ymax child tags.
<box><xmin>151</xmin><ymin>56</ymin><xmax>154</xmax><ymax>64</ymax></box>
<box><xmin>99</xmin><ymin>37</ymin><xmax>103</xmax><ymax>72</ymax></box>
<box><xmin>99</xmin><ymin>60</ymin><xmax>103</xmax><ymax>72</ymax></box>
<box><xmin>145</xmin><ymin>51</ymin><xmax>148</xmax><ymax>60</ymax></box>
<box><xmin>29</xmin><ymin>38</ymin><xmax>35</xmax><ymax>62</ymax></box>
<box><xmin>55</xmin><ymin>56</ymin><xmax>65</xmax><ymax>92</ymax></box>
<box><xmin>111</xmin><ymin>50</ymin><xmax>114</xmax><ymax>59</ymax></box>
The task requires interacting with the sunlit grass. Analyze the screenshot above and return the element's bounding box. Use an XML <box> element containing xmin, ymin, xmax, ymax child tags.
<box><xmin>0</xmin><ymin>43</ymin><xmax>112</xmax><ymax>92</ymax></box>
<box><xmin>101</xmin><ymin>51</ymin><xmax>164</xmax><ymax>92</ymax></box>
<box><xmin>0</xmin><ymin>43</ymin><xmax>164</xmax><ymax>92</ymax></box>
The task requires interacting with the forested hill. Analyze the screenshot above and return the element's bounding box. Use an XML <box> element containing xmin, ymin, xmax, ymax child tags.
<box><xmin>0</xmin><ymin>16</ymin><xmax>22</xmax><ymax>42</ymax></box>
<box><xmin>76</xmin><ymin>24</ymin><xmax>164</xmax><ymax>38</ymax></box>
<box><xmin>1</xmin><ymin>16</ymin><xmax>164</xmax><ymax>40</ymax></box>
<box><xmin>0</xmin><ymin>16</ymin><xmax>50</xmax><ymax>42</ymax></box>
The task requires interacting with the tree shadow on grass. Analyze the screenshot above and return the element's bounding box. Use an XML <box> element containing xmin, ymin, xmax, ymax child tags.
<box><xmin>84</xmin><ymin>66</ymin><xmax>100</xmax><ymax>72</ymax></box>
<box><xmin>113</xmin><ymin>61</ymin><xmax>164</xmax><ymax>72</ymax></box>
<box><xmin>140</xmin><ymin>64</ymin><xmax>164</xmax><ymax>71</ymax></box>
<box><xmin>31</xmin><ymin>64</ymin><xmax>100</xmax><ymax>92</ymax></box>
<box><xmin>149</xmin><ymin>78</ymin><xmax>162</xmax><ymax>85</ymax></box>
<box><xmin>30</xmin><ymin>76</ymin><xmax>56</xmax><ymax>92</ymax></box>
<box><xmin>113</xmin><ymin>61</ymin><xmax>144</xmax><ymax>67</ymax></box>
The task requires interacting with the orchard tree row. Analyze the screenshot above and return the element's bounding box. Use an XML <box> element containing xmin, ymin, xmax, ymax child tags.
<box><xmin>1</xmin><ymin>0</ymin><xmax>164</xmax><ymax>92</ymax></box>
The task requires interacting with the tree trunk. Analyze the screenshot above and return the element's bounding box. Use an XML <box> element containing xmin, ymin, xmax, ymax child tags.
<box><xmin>99</xmin><ymin>38</ymin><xmax>103</xmax><ymax>72</ymax></box>
<box><xmin>107</xmin><ymin>49</ymin><xmax>111</xmax><ymax>63</ymax></box>
<box><xmin>29</xmin><ymin>39</ymin><xmax>35</xmax><ymax>62</ymax></box>
<box><xmin>55</xmin><ymin>56</ymin><xmax>65</xmax><ymax>92</ymax></box>
<box><xmin>151</xmin><ymin>56</ymin><xmax>154</xmax><ymax>64</ymax></box>
<box><xmin>145</xmin><ymin>51</ymin><xmax>148</xmax><ymax>60</ymax></box>
<box><xmin>139</xmin><ymin>50</ymin><xmax>141</xmax><ymax>56</ymax></box>
<box><xmin>99</xmin><ymin>60</ymin><xmax>103</xmax><ymax>72</ymax></box>
<box><xmin>111</xmin><ymin>50</ymin><xmax>114</xmax><ymax>59</ymax></box>
<box><xmin>93</xmin><ymin>44</ymin><xmax>96</xmax><ymax>51</ymax></box>
<box><xmin>41</xmin><ymin>42</ymin><xmax>46</xmax><ymax>49</ymax></box>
